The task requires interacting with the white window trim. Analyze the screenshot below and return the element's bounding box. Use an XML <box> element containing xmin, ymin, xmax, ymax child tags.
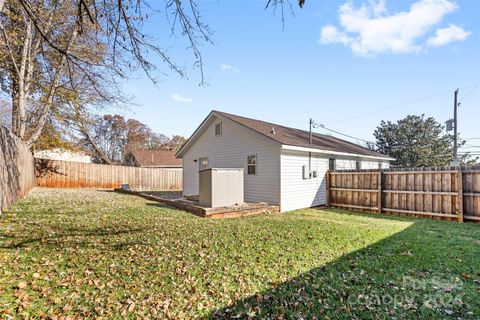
<box><xmin>215</xmin><ymin>122</ymin><xmax>222</xmax><ymax>137</ymax></box>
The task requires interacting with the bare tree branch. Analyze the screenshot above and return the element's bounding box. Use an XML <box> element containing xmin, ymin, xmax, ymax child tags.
<box><xmin>26</xmin><ymin>28</ymin><xmax>79</xmax><ymax>145</ymax></box>
<box><xmin>1</xmin><ymin>0</ymin><xmax>307</xmax><ymax>150</ymax></box>
<box><xmin>75</xmin><ymin>114</ymin><xmax>114</xmax><ymax>164</ymax></box>
<box><xmin>15</xmin><ymin>0</ymin><xmax>215</xmax><ymax>86</ymax></box>
<box><xmin>0</xmin><ymin>21</ymin><xmax>20</xmax><ymax>77</ymax></box>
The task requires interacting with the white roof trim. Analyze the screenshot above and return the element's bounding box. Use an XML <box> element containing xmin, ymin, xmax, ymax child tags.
<box><xmin>176</xmin><ymin>111</ymin><xmax>281</xmax><ymax>158</ymax></box>
<box><xmin>281</xmin><ymin>145</ymin><xmax>395</xmax><ymax>161</ymax></box>
<box><xmin>176</xmin><ymin>111</ymin><xmax>216</xmax><ymax>158</ymax></box>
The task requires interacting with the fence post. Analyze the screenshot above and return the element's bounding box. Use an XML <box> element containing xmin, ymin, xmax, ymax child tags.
<box><xmin>326</xmin><ymin>170</ymin><xmax>331</xmax><ymax>207</ymax></box>
<box><xmin>458</xmin><ymin>168</ymin><xmax>464</xmax><ymax>222</ymax></box>
<box><xmin>377</xmin><ymin>170</ymin><xmax>383</xmax><ymax>213</ymax></box>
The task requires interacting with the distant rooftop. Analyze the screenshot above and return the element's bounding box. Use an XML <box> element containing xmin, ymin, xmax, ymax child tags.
<box><xmin>126</xmin><ymin>149</ymin><xmax>182</xmax><ymax>167</ymax></box>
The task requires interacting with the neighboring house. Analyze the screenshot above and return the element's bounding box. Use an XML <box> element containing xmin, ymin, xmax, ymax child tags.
<box><xmin>176</xmin><ymin>110</ymin><xmax>393</xmax><ymax>212</ymax></box>
<box><xmin>34</xmin><ymin>148</ymin><xmax>91</xmax><ymax>163</ymax></box>
<box><xmin>123</xmin><ymin>149</ymin><xmax>182</xmax><ymax>168</ymax></box>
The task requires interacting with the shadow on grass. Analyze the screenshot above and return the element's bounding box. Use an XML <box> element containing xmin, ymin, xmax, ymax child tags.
<box><xmin>206</xmin><ymin>215</ymin><xmax>480</xmax><ymax>319</ymax></box>
<box><xmin>315</xmin><ymin>207</ymin><xmax>432</xmax><ymax>223</ymax></box>
<box><xmin>0</xmin><ymin>225</ymin><xmax>149</xmax><ymax>249</ymax></box>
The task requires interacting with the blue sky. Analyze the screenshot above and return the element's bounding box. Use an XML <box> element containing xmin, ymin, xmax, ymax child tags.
<box><xmin>122</xmin><ymin>0</ymin><xmax>480</xmax><ymax>153</ymax></box>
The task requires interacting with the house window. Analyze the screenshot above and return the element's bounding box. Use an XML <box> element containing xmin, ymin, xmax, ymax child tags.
<box><xmin>329</xmin><ymin>158</ymin><xmax>335</xmax><ymax>171</ymax></box>
<box><xmin>247</xmin><ymin>155</ymin><xmax>257</xmax><ymax>175</ymax></box>
<box><xmin>356</xmin><ymin>161</ymin><xmax>361</xmax><ymax>170</ymax></box>
<box><xmin>215</xmin><ymin>122</ymin><xmax>222</xmax><ymax>137</ymax></box>
<box><xmin>199</xmin><ymin>157</ymin><xmax>209</xmax><ymax>171</ymax></box>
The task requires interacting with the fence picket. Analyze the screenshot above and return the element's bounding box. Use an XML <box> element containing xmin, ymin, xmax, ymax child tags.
<box><xmin>0</xmin><ymin>126</ymin><xmax>35</xmax><ymax>212</ymax></box>
<box><xmin>35</xmin><ymin>159</ymin><xmax>182</xmax><ymax>191</ymax></box>
<box><xmin>329</xmin><ymin>167</ymin><xmax>480</xmax><ymax>223</ymax></box>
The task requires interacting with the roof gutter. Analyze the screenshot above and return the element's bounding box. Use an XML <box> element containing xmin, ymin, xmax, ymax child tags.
<box><xmin>281</xmin><ymin>145</ymin><xmax>395</xmax><ymax>161</ymax></box>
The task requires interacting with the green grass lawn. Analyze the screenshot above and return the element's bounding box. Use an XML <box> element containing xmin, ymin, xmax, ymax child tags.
<box><xmin>1</xmin><ymin>189</ymin><xmax>479</xmax><ymax>319</ymax></box>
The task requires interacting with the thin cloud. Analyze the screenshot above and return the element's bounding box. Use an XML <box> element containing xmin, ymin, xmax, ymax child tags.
<box><xmin>171</xmin><ymin>93</ymin><xmax>193</xmax><ymax>103</ymax></box>
<box><xmin>221</xmin><ymin>63</ymin><xmax>240</xmax><ymax>73</ymax></box>
<box><xmin>427</xmin><ymin>24</ymin><xmax>471</xmax><ymax>47</ymax></box>
<box><xmin>320</xmin><ymin>0</ymin><xmax>468</xmax><ymax>57</ymax></box>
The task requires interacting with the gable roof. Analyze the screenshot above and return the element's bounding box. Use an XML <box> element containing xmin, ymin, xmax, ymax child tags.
<box><xmin>126</xmin><ymin>149</ymin><xmax>182</xmax><ymax>167</ymax></box>
<box><xmin>177</xmin><ymin>110</ymin><xmax>392</xmax><ymax>160</ymax></box>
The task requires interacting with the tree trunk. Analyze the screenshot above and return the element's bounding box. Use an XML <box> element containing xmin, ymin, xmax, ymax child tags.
<box><xmin>80</xmin><ymin>125</ymin><xmax>114</xmax><ymax>165</ymax></box>
<box><xmin>11</xmin><ymin>78</ymin><xmax>20</xmax><ymax>135</ymax></box>
<box><xmin>9</xmin><ymin>19</ymin><xmax>32</xmax><ymax>139</ymax></box>
<box><xmin>26</xmin><ymin>27</ymin><xmax>79</xmax><ymax>146</ymax></box>
<box><xmin>17</xmin><ymin>21</ymin><xmax>31</xmax><ymax>138</ymax></box>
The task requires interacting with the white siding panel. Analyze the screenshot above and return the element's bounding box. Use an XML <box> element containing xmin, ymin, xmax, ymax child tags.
<box><xmin>182</xmin><ymin>116</ymin><xmax>281</xmax><ymax>205</ymax></box>
<box><xmin>360</xmin><ymin>161</ymin><xmax>380</xmax><ymax>169</ymax></box>
<box><xmin>336</xmin><ymin>159</ymin><xmax>387</xmax><ymax>170</ymax></box>
<box><xmin>380</xmin><ymin>162</ymin><xmax>390</xmax><ymax>169</ymax></box>
<box><xmin>335</xmin><ymin>159</ymin><xmax>356</xmax><ymax>170</ymax></box>
<box><xmin>281</xmin><ymin>151</ymin><xmax>328</xmax><ymax>212</ymax></box>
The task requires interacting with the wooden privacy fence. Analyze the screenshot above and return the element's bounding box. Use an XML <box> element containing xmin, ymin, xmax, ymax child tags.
<box><xmin>0</xmin><ymin>126</ymin><xmax>35</xmax><ymax>212</ymax></box>
<box><xmin>35</xmin><ymin>159</ymin><xmax>182</xmax><ymax>191</ymax></box>
<box><xmin>328</xmin><ymin>167</ymin><xmax>480</xmax><ymax>223</ymax></box>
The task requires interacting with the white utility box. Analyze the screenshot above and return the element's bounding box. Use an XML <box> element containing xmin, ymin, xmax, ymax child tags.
<box><xmin>199</xmin><ymin>168</ymin><xmax>244</xmax><ymax>207</ymax></box>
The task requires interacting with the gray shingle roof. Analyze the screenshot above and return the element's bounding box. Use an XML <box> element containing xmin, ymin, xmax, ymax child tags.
<box><xmin>127</xmin><ymin>150</ymin><xmax>182</xmax><ymax>167</ymax></box>
<box><xmin>214</xmin><ymin>111</ymin><xmax>391</xmax><ymax>159</ymax></box>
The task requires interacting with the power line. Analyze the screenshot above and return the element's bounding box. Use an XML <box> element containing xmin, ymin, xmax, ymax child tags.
<box><xmin>311</xmin><ymin>86</ymin><xmax>478</xmax><ymax>149</ymax></box>
<box><xmin>327</xmin><ymin>85</ymin><xmax>478</xmax><ymax>126</ymax></box>
<box><xmin>327</xmin><ymin>90</ymin><xmax>450</xmax><ymax>125</ymax></box>
<box><xmin>317</xmin><ymin>124</ymin><xmax>374</xmax><ymax>144</ymax></box>
<box><xmin>461</xmin><ymin>144</ymin><xmax>480</xmax><ymax>149</ymax></box>
<box><xmin>458</xmin><ymin>85</ymin><xmax>478</xmax><ymax>103</ymax></box>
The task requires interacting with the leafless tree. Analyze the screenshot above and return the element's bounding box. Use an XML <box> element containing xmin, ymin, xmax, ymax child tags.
<box><xmin>1</xmin><ymin>1</ymin><xmax>131</xmax><ymax>146</ymax></box>
<box><xmin>12</xmin><ymin>0</ymin><xmax>306</xmax><ymax>85</ymax></box>
<box><xmin>13</xmin><ymin>0</ymin><xmax>214</xmax><ymax>85</ymax></box>
<box><xmin>0</xmin><ymin>0</ymin><xmax>306</xmax><ymax>155</ymax></box>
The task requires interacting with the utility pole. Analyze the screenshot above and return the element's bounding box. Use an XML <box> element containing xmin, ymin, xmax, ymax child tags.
<box><xmin>452</xmin><ymin>89</ymin><xmax>459</xmax><ymax>166</ymax></box>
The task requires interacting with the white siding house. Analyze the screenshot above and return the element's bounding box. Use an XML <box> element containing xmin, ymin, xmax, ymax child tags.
<box><xmin>181</xmin><ymin>115</ymin><xmax>281</xmax><ymax>205</ymax></box>
<box><xmin>34</xmin><ymin>148</ymin><xmax>91</xmax><ymax>163</ymax></box>
<box><xmin>280</xmin><ymin>150</ymin><xmax>328</xmax><ymax>211</ymax></box>
<box><xmin>177</xmin><ymin>111</ymin><xmax>393</xmax><ymax>212</ymax></box>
